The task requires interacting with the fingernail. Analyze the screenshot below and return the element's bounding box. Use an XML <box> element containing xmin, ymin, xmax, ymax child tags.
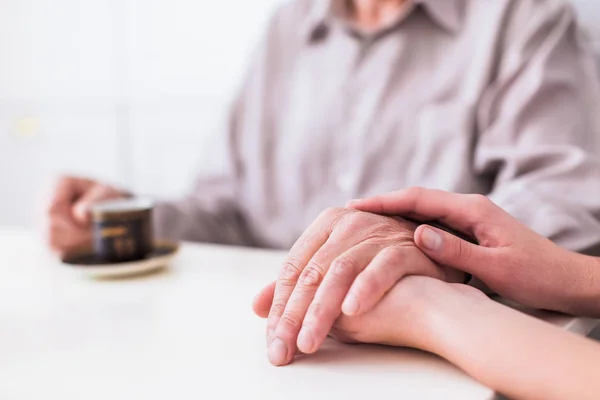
<box><xmin>342</xmin><ymin>293</ymin><xmax>360</xmax><ymax>316</ymax></box>
<box><xmin>421</xmin><ymin>227</ymin><xmax>442</xmax><ymax>251</ymax></box>
<box><xmin>267</xmin><ymin>329</ymin><xmax>275</xmax><ymax>346</ymax></box>
<box><xmin>73</xmin><ymin>203</ymin><xmax>90</xmax><ymax>223</ymax></box>
<box><xmin>268</xmin><ymin>338</ymin><xmax>288</xmax><ymax>366</ymax></box>
<box><xmin>298</xmin><ymin>326</ymin><xmax>314</xmax><ymax>353</ymax></box>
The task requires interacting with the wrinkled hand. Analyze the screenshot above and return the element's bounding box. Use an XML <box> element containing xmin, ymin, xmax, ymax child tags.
<box><xmin>254</xmin><ymin>207</ymin><xmax>465</xmax><ymax>366</ymax></box>
<box><xmin>44</xmin><ymin>176</ymin><xmax>125</xmax><ymax>256</ymax></box>
<box><xmin>254</xmin><ymin>276</ymin><xmax>486</xmax><ymax>354</ymax></box>
<box><xmin>348</xmin><ymin>187</ymin><xmax>595</xmax><ymax>315</ymax></box>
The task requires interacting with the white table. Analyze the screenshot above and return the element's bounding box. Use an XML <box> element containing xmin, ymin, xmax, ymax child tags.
<box><xmin>0</xmin><ymin>228</ymin><xmax>597</xmax><ymax>400</ymax></box>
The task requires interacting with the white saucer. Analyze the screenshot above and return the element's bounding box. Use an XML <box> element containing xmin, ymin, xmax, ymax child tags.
<box><xmin>62</xmin><ymin>242</ymin><xmax>179</xmax><ymax>279</ymax></box>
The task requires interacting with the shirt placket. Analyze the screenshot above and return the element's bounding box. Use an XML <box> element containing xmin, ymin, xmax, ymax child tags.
<box><xmin>332</xmin><ymin>36</ymin><xmax>375</xmax><ymax>196</ymax></box>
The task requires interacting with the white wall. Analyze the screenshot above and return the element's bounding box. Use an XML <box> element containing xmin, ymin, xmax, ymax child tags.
<box><xmin>0</xmin><ymin>0</ymin><xmax>282</xmax><ymax>227</ymax></box>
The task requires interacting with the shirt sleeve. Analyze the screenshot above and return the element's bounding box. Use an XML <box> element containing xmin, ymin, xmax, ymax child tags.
<box><xmin>476</xmin><ymin>2</ymin><xmax>600</xmax><ymax>255</ymax></box>
<box><xmin>150</xmin><ymin>93</ymin><xmax>257</xmax><ymax>246</ymax></box>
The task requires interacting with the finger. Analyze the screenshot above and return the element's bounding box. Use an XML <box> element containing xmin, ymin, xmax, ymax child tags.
<box><xmin>342</xmin><ymin>245</ymin><xmax>444</xmax><ymax>316</ymax></box>
<box><xmin>72</xmin><ymin>184</ymin><xmax>122</xmax><ymax>225</ymax></box>
<box><xmin>47</xmin><ymin>215</ymin><xmax>92</xmax><ymax>256</ymax></box>
<box><xmin>47</xmin><ymin>216</ymin><xmax>82</xmax><ymax>245</ymax></box>
<box><xmin>414</xmin><ymin>225</ymin><xmax>491</xmax><ymax>275</ymax></box>
<box><xmin>267</xmin><ymin>209</ymin><xmax>345</xmax><ymax>365</ymax></box>
<box><xmin>253</xmin><ymin>281</ymin><xmax>276</xmax><ymax>319</ymax></box>
<box><xmin>270</xmin><ymin>238</ymin><xmax>344</xmax><ymax>366</ymax></box>
<box><xmin>298</xmin><ymin>242</ymin><xmax>380</xmax><ymax>354</ymax></box>
<box><xmin>47</xmin><ymin>176</ymin><xmax>88</xmax><ymax>217</ymax></box>
<box><xmin>347</xmin><ymin>187</ymin><xmax>500</xmax><ymax>236</ymax></box>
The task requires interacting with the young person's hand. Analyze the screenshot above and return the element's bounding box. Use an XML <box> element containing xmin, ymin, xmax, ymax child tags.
<box><xmin>253</xmin><ymin>276</ymin><xmax>485</xmax><ymax>355</ymax></box>
<box><xmin>349</xmin><ymin>187</ymin><xmax>600</xmax><ymax>316</ymax></box>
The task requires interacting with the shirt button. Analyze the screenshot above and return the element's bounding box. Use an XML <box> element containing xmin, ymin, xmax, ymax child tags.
<box><xmin>336</xmin><ymin>173</ymin><xmax>354</xmax><ymax>192</ymax></box>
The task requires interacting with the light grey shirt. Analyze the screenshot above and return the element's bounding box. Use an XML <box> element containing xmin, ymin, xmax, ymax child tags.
<box><xmin>154</xmin><ymin>0</ymin><xmax>600</xmax><ymax>253</ymax></box>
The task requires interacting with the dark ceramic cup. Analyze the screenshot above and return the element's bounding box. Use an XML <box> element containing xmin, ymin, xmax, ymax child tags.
<box><xmin>91</xmin><ymin>198</ymin><xmax>154</xmax><ymax>263</ymax></box>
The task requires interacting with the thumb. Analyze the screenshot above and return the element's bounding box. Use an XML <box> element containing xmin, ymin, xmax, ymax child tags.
<box><xmin>414</xmin><ymin>225</ymin><xmax>488</xmax><ymax>275</ymax></box>
<box><xmin>72</xmin><ymin>185</ymin><xmax>122</xmax><ymax>226</ymax></box>
<box><xmin>252</xmin><ymin>281</ymin><xmax>276</xmax><ymax>319</ymax></box>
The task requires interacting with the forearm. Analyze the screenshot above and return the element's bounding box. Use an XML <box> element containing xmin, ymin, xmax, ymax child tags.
<box><xmin>525</xmin><ymin>245</ymin><xmax>600</xmax><ymax>318</ymax></box>
<box><xmin>153</xmin><ymin>199</ymin><xmax>259</xmax><ymax>247</ymax></box>
<box><xmin>563</xmin><ymin>253</ymin><xmax>600</xmax><ymax>317</ymax></box>
<box><xmin>430</xmin><ymin>296</ymin><xmax>600</xmax><ymax>400</ymax></box>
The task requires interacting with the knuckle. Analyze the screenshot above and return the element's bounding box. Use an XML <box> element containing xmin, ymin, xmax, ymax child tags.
<box><xmin>379</xmin><ymin>246</ymin><xmax>406</xmax><ymax>268</ymax></box>
<box><xmin>268</xmin><ymin>302</ymin><xmax>286</xmax><ymax>318</ymax></box>
<box><xmin>455</xmin><ymin>239</ymin><xmax>473</xmax><ymax>262</ymax></box>
<box><xmin>334</xmin><ymin>212</ymin><xmax>370</xmax><ymax>234</ymax></box>
<box><xmin>467</xmin><ymin>194</ymin><xmax>492</xmax><ymax>212</ymax></box>
<box><xmin>405</xmin><ymin>186</ymin><xmax>426</xmax><ymax>206</ymax></box>
<box><xmin>318</xmin><ymin>207</ymin><xmax>345</xmax><ymax>221</ymax></box>
<box><xmin>279</xmin><ymin>259</ymin><xmax>303</xmax><ymax>281</ymax></box>
<box><xmin>308</xmin><ymin>302</ymin><xmax>329</xmax><ymax>320</ymax></box>
<box><xmin>344</xmin><ymin>214</ymin><xmax>367</xmax><ymax>231</ymax></box>
<box><xmin>299</xmin><ymin>262</ymin><xmax>325</xmax><ymax>288</ymax></box>
<box><xmin>329</xmin><ymin>256</ymin><xmax>359</xmax><ymax>280</ymax></box>
<box><xmin>318</xmin><ymin>207</ymin><xmax>354</xmax><ymax>232</ymax></box>
<box><xmin>279</xmin><ymin>313</ymin><xmax>303</xmax><ymax>331</ymax></box>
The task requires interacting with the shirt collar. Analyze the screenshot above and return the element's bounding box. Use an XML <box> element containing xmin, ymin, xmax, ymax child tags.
<box><xmin>419</xmin><ymin>0</ymin><xmax>463</xmax><ymax>33</ymax></box>
<box><xmin>301</xmin><ymin>0</ymin><xmax>463</xmax><ymax>43</ymax></box>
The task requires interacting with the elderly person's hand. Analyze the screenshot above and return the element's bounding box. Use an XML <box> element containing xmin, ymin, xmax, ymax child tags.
<box><xmin>254</xmin><ymin>275</ymin><xmax>485</xmax><ymax>354</ymax></box>
<box><xmin>348</xmin><ymin>187</ymin><xmax>600</xmax><ymax>317</ymax></box>
<box><xmin>253</xmin><ymin>207</ymin><xmax>465</xmax><ymax>366</ymax></box>
<box><xmin>44</xmin><ymin>176</ymin><xmax>126</xmax><ymax>257</ymax></box>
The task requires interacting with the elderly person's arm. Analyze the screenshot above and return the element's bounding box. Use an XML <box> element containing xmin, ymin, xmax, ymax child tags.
<box><xmin>473</xmin><ymin>2</ymin><xmax>600</xmax><ymax>254</ymax></box>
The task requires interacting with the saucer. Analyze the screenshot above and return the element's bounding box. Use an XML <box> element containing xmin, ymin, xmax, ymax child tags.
<box><xmin>62</xmin><ymin>242</ymin><xmax>179</xmax><ymax>279</ymax></box>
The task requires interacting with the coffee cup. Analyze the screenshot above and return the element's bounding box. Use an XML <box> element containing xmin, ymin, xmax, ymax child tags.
<box><xmin>91</xmin><ymin>198</ymin><xmax>154</xmax><ymax>263</ymax></box>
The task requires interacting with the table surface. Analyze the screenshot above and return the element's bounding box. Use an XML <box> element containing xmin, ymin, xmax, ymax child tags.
<box><xmin>0</xmin><ymin>228</ymin><xmax>597</xmax><ymax>400</ymax></box>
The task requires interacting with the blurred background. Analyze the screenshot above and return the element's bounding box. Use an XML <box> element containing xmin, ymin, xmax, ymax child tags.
<box><xmin>0</xmin><ymin>0</ymin><xmax>598</xmax><ymax>229</ymax></box>
<box><xmin>0</xmin><ymin>0</ymin><xmax>283</xmax><ymax>228</ymax></box>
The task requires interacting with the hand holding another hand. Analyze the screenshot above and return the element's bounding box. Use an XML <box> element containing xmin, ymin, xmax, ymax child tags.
<box><xmin>349</xmin><ymin>187</ymin><xmax>600</xmax><ymax>317</ymax></box>
<box><xmin>254</xmin><ymin>275</ymin><xmax>486</xmax><ymax>356</ymax></box>
<box><xmin>253</xmin><ymin>207</ymin><xmax>465</xmax><ymax>366</ymax></box>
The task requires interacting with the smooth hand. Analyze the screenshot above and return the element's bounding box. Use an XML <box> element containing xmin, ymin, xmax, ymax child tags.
<box><xmin>254</xmin><ymin>276</ymin><xmax>486</xmax><ymax>354</ymax></box>
<box><xmin>348</xmin><ymin>187</ymin><xmax>598</xmax><ymax>315</ymax></box>
<box><xmin>253</xmin><ymin>207</ymin><xmax>465</xmax><ymax>366</ymax></box>
<box><xmin>44</xmin><ymin>176</ymin><xmax>125</xmax><ymax>257</ymax></box>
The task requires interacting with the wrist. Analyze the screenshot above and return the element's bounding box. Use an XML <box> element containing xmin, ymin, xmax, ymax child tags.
<box><xmin>560</xmin><ymin>253</ymin><xmax>600</xmax><ymax>317</ymax></box>
<box><xmin>407</xmin><ymin>282</ymin><xmax>485</xmax><ymax>355</ymax></box>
